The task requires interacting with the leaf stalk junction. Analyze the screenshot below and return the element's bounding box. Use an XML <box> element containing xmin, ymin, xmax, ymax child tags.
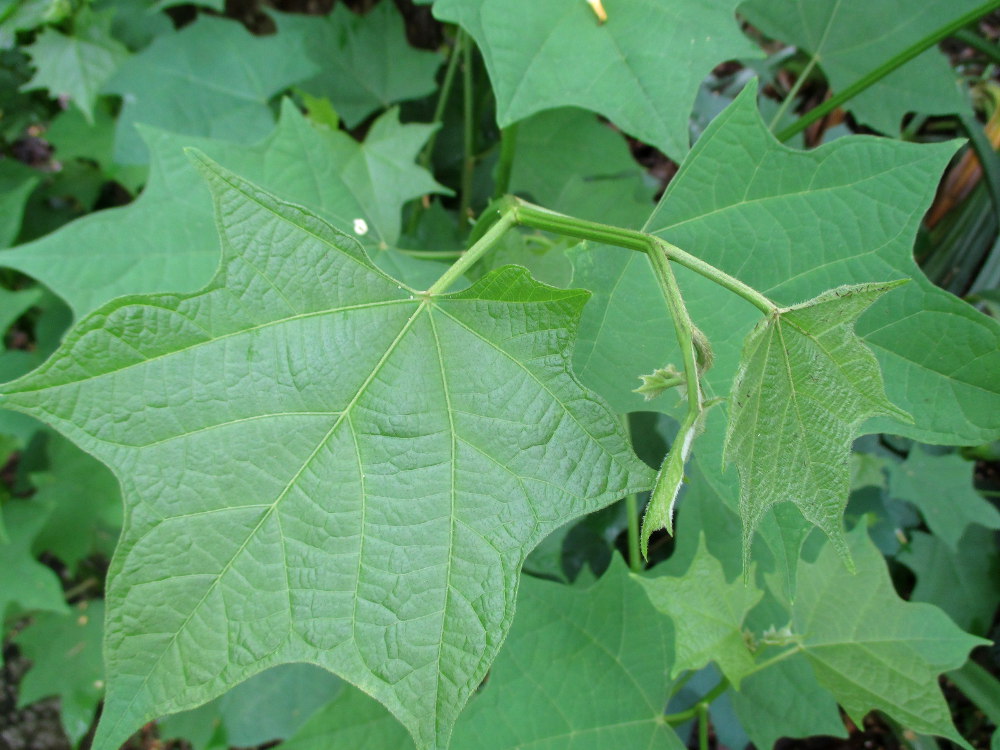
<box><xmin>423</xmin><ymin>197</ymin><xmax>780</xmax><ymax>562</ymax></box>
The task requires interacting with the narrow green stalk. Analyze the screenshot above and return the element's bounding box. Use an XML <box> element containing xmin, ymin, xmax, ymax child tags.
<box><xmin>663</xmin><ymin>677</ymin><xmax>731</xmax><ymax>726</ymax></box>
<box><xmin>493</xmin><ymin>122</ymin><xmax>520</xmax><ymax>201</ymax></box>
<box><xmin>513</xmin><ymin>202</ymin><xmax>775</xmax><ymax>313</ymax></box>
<box><xmin>777</xmin><ymin>0</ymin><xmax>1000</xmax><ymax>142</ymax></box>
<box><xmin>419</xmin><ymin>28</ymin><xmax>465</xmax><ymax>168</ymax></box>
<box><xmin>424</xmin><ymin>205</ymin><xmax>517</xmax><ymax>295</ymax></box>
<box><xmin>395</xmin><ymin>248</ymin><xmax>464</xmax><ymax>260</ymax></box>
<box><xmin>697</xmin><ymin>703</ymin><xmax>709</xmax><ymax>750</ymax></box>
<box><xmin>619</xmin><ymin>414</ymin><xmax>642</xmax><ymax>572</ymax></box>
<box><xmin>741</xmin><ymin>644</ymin><xmax>803</xmax><ymax>678</ymax></box>
<box><xmin>459</xmin><ymin>34</ymin><xmax>476</xmax><ymax>221</ymax></box>
<box><xmin>768</xmin><ymin>54</ymin><xmax>820</xmax><ymax>132</ymax></box>
<box><xmin>948</xmin><ymin>660</ymin><xmax>1000</xmax><ymax>725</ymax></box>
<box><xmin>667</xmin><ymin>670</ymin><xmax>696</xmax><ymax>699</ymax></box>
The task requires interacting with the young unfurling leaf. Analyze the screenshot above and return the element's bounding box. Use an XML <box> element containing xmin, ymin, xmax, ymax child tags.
<box><xmin>723</xmin><ymin>281</ymin><xmax>911</xmax><ymax>570</ymax></box>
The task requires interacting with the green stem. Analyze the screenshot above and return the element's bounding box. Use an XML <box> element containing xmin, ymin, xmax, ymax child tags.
<box><xmin>768</xmin><ymin>54</ymin><xmax>820</xmax><ymax>132</ymax></box>
<box><xmin>948</xmin><ymin>660</ymin><xmax>1000</xmax><ymax>726</ymax></box>
<box><xmin>697</xmin><ymin>702</ymin><xmax>710</xmax><ymax>750</ymax></box>
<box><xmin>620</xmin><ymin>414</ymin><xmax>642</xmax><ymax>573</ymax></box>
<box><xmin>493</xmin><ymin>122</ymin><xmax>520</xmax><ymax>201</ymax></box>
<box><xmin>424</xmin><ymin>202</ymin><xmax>518</xmax><ymax>295</ymax></box>
<box><xmin>663</xmin><ymin>677</ymin><xmax>731</xmax><ymax>725</ymax></box>
<box><xmin>459</xmin><ymin>34</ymin><xmax>476</xmax><ymax>221</ymax></box>
<box><xmin>777</xmin><ymin>0</ymin><xmax>1000</xmax><ymax>142</ymax></box>
<box><xmin>419</xmin><ymin>28</ymin><xmax>465</xmax><ymax>169</ymax></box>
<box><xmin>395</xmin><ymin>248</ymin><xmax>465</xmax><ymax>260</ymax></box>
<box><xmin>741</xmin><ymin>644</ymin><xmax>803</xmax><ymax>678</ymax></box>
<box><xmin>513</xmin><ymin>202</ymin><xmax>776</xmax><ymax>313</ymax></box>
<box><xmin>953</xmin><ymin>27</ymin><xmax>1000</xmax><ymax>66</ymax></box>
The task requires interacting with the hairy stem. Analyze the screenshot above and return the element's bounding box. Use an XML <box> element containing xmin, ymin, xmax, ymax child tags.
<box><xmin>768</xmin><ymin>54</ymin><xmax>819</xmax><ymax>132</ymax></box>
<box><xmin>424</xmin><ymin>200</ymin><xmax>518</xmax><ymax>295</ymax></box>
<box><xmin>620</xmin><ymin>414</ymin><xmax>643</xmax><ymax>573</ymax></box>
<box><xmin>663</xmin><ymin>677</ymin><xmax>730</xmax><ymax>725</ymax></box>
<box><xmin>418</xmin><ymin>28</ymin><xmax>465</xmax><ymax>168</ymax></box>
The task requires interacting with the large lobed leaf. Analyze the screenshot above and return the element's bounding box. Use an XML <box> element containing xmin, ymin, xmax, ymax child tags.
<box><xmin>0</xmin><ymin>157</ymin><xmax>653</xmax><ymax>750</ymax></box>
<box><xmin>432</xmin><ymin>0</ymin><xmax>760</xmax><ymax>160</ymax></box>
<box><xmin>724</xmin><ymin>282</ymin><xmax>910</xmax><ymax>566</ymax></box>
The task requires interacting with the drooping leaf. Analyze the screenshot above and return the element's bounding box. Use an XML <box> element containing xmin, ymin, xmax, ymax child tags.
<box><xmin>275</xmin><ymin>4</ymin><xmax>442</xmax><ymax>129</ymax></box>
<box><xmin>281</xmin><ymin>558</ymin><xmax>685</xmax><ymax>750</ymax></box>
<box><xmin>739</xmin><ymin>0</ymin><xmax>976</xmax><ymax>134</ymax></box>
<box><xmin>638</xmin><ymin>535</ymin><xmax>761</xmax><ymax>686</ymax></box>
<box><xmin>0</xmin><ymin>499</ymin><xmax>68</xmax><ymax>624</ymax></box>
<box><xmin>0</xmin><ymin>157</ymin><xmax>652</xmax><ymax>750</ymax></box>
<box><xmin>724</xmin><ymin>281</ymin><xmax>910</xmax><ymax>566</ymax></box>
<box><xmin>1</xmin><ymin>102</ymin><xmax>446</xmax><ymax>318</ymax></box>
<box><xmin>0</xmin><ymin>159</ymin><xmax>39</xmax><ymax>248</ymax></box>
<box><xmin>22</xmin><ymin>8</ymin><xmax>128</xmax><ymax>122</ymax></box>
<box><xmin>15</xmin><ymin>599</ymin><xmax>105</xmax><ymax>745</ymax></box>
<box><xmin>791</xmin><ymin>525</ymin><xmax>986</xmax><ymax>743</ymax></box>
<box><xmin>432</xmin><ymin>0</ymin><xmax>760</xmax><ymax>160</ymax></box>
<box><xmin>888</xmin><ymin>446</ymin><xmax>1000</xmax><ymax>549</ymax></box>
<box><xmin>103</xmin><ymin>15</ymin><xmax>318</xmax><ymax>163</ymax></box>
<box><xmin>31</xmin><ymin>430</ymin><xmax>122</xmax><ymax>572</ymax></box>
<box><xmin>899</xmin><ymin>527</ymin><xmax>1000</xmax><ymax>636</ymax></box>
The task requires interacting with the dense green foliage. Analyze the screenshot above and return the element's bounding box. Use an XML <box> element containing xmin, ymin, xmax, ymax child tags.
<box><xmin>0</xmin><ymin>1</ymin><xmax>999</xmax><ymax>749</ymax></box>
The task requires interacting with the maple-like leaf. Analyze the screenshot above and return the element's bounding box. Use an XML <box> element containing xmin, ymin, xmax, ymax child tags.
<box><xmin>103</xmin><ymin>15</ymin><xmax>317</xmax><ymax>163</ymax></box>
<box><xmin>724</xmin><ymin>282</ymin><xmax>910</xmax><ymax>567</ymax></box>
<box><xmin>0</xmin><ymin>156</ymin><xmax>652</xmax><ymax>750</ymax></box>
<box><xmin>637</xmin><ymin>535</ymin><xmax>761</xmax><ymax>686</ymax></box>
<box><xmin>432</xmin><ymin>0</ymin><xmax>760</xmax><ymax>160</ymax></box>
<box><xmin>22</xmin><ymin>9</ymin><xmax>128</xmax><ymax>122</ymax></box>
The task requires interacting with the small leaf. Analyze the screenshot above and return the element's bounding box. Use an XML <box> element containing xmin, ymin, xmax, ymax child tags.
<box><xmin>0</xmin><ymin>500</ymin><xmax>68</xmax><ymax>626</ymax></box>
<box><xmin>637</xmin><ymin>535</ymin><xmax>762</xmax><ymax>687</ymax></box>
<box><xmin>22</xmin><ymin>9</ymin><xmax>128</xmax><ymax>122</ymax></box>
<box><xmin>724</xmin><ymin>281</ymin><xmax>910</xmax><ymax>568</ymax></box>
<box><xmin>276</xmin><ymin>4</ymin><xmax>442</xmax><ymax>129</ymax></box>
<box><xmin>634</xmin><ymin>365</ymin><xmax>684</xmax><ymax>401</ymax></box>
<box><xmin>15</xmin><ymin>600</ymin><xmax>105</xmax><ymax>745</ymax></box>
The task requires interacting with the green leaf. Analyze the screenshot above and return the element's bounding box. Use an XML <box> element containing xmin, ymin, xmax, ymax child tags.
<box><xmin>0</xmin><ymin>157</ymin><xmax>652</xmax><ymax>750</ymax></box>
<box><xmin>31</xmin><ymin>431</ymin><xmax>122</xmax><ymax>572</ymax></box>
<box><xmin>275</xmin><ymin>4</ymin><xmax>442</xmax><ymax>129</ymax></box>
<box><xmin>508</xmin><ymin>108</ymin><xmax>655</xmax><ymax>228</ymax></box>
<box><xmin>1</xmin><ymin>102</ymin><xmax>446</xmax><ymax>318</ymax></box>
<box><xmin>566</xmin><ymin>81</ymin><xmax>999</xmax><ymax>585</ymax></box>
<box><xmin>0</xmin><ymin>499</ymin><xmax>68</xmax><ymax>623</ymax></box>
<box><xmin>15</xmin><ymin>599</ymin><xmax>105</xmax><ymax>745</ymax></box>
<box><xmin>637</xmin><ymin>535</ymin><xmax>762</xmax><ymax>686</ymax></box>
<box><xmin>888</xmin><ymin>446</ymin><xmax>1000</xmax><ymax>549</ymax></box>
<box><xmin>899</xmin><ymin>527</ymin><xmax>1000</xmax><ymax>636</ymax></box>
<box><xmin>730</xmin><ymin>657</ymin><xmax>847</xmax><ymax>748</ymax></box>
<box><xmin>22</xmin><ymin>8</ymin><xmax>128</xmax><ymax>122</ymax></box>
<box><xmin>724</xmin><ymin>281</ymin><xmax>910</xmax><ymax>567</ymax></box>
<box><xmin>432</xmin><ymin>0</ymin><xmax>760</xmax><ymax>160</ymax></box>
<box><xmin>0</xmin><ymin>159</ymin><xmax>38</xmax><ymax>248</ymax></box>
<box><xmin>739</xmin><ymin>0</ymin><xmax>977</xmax><ymax>134</ymax></box>
<box><xmin>791</xmin><ymin>526</ymin><xmax>986</xmax><ymax>744</ymax></box>
<box><xmin>282</xmin><ymin>558</ymin><xmax>685</xmax><ymax>750</ymax></box>
<box><xmin>103</xmin><ymin>15</ymin><xmax>318</xmax><ymax>163</ymax></box>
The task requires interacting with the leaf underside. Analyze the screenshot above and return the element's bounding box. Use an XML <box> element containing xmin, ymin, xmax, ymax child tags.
<box><xmin>0</xmin><ymin>156</ymin><xmax>652</xmax><ymax>750</ymax></box>
<box><xmin>724</xmin><ymin>282</ymin><xmax>910</xmax><ymax>568</ymax></box>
